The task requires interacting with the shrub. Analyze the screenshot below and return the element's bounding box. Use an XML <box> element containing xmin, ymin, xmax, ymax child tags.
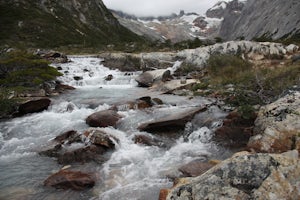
<box><xmin>207</xmin><ymin>54</ymin><xmax>253</xmax><ymax>85</ymax></box>
<box><xmin>0</xmin><ymin>51</ymin><xmax>62</xmax><ymax>88</ymax></box>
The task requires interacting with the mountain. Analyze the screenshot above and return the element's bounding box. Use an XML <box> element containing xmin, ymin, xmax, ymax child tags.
<box><xmin>0</xmin><ymin>0</ymin><xmax>146</xmax><ymax>49</ymax></box>
<box><xmin>111</xmin><ymin>10</ymin><xmax>221</xmax><ymax>43</ymax></box>
<box><xmin>219</xmin><ymin>0</ymin><xmax>300</xmax><ymax>41</ymax></box>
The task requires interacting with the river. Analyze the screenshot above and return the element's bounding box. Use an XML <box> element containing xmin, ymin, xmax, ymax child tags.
<box><xmin>0</xmin><ymin>56</ymin><xmax>232</xmax><ymax>200</ymax></box>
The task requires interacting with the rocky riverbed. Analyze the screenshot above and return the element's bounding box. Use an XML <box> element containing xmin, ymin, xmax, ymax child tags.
<box><xmin>0</xmin><ymin>41</ymin><xmax>299</xmax><ymax>200</ymax></box>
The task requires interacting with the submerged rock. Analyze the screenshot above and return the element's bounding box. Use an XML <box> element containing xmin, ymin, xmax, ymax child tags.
<box><xmin>44</xmin><ymin>170</ymin><xmax>95</xmax><ymax>190</ymax></box>
<box><xmin>163</xmin><ymin>151</ymin><xmax>300</xmax><ymax>200</ymax></box>
<box><xmin>248</xmin><ymin>91</ymin><xmax>300</xmax><ymax>153</ymax></box>
<box><xmin>134</xmin><ymin>134</ymin><xmax>165</xmax><ymax>147</ymax></box>
<box><xmin>86</xmin><ymin>110</ymin><xmax>122</xmax><ymax>127</ymax></box>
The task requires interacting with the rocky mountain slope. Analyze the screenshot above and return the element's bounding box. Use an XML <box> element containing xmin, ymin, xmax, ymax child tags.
<box><xmin>0</xmin><ymin>0</ymin><xmax>146</xmax><ymax>48</ymax></box>
<box><xmin>219</xmin><ymin>0</ymin><xmax>300</xmax><ymax>41</ymax></box>
<box><xmin>112</xmin><ymin>10</ymin><xmax>222</xmax><ymax>43</ymax></box>
<box><xmin>113</xmin><ymin>0</ymin><xmax>300</xmax><ymax>44</ymax></box>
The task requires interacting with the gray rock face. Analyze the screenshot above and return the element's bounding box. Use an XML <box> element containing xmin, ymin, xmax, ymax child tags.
<box><xmin>165</xmin><ymin>151</ymin><xmax>300</xmax><ymax>200</ymax></box>
<box><xmin>206</xmin><ymin>0</ymin><xmax>245</xmax><ymax>19</ymax></box>
<box><xmin>220</xmin><ymin>0</ymin><xmax>300</xmax><ymax>40</ymax></box>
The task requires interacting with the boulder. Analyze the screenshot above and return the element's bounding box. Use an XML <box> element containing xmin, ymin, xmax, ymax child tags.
<box><xmin>163</xmin><ymin>151</ymin><xmax>300</xmax><ymax>200</ymax></box>
<box><xmin>248</xmin><ymin>91</ymin><xmax>300</xmax><ymax>153</ymax></box>
<box><xmin>40</xmin><ymin>128</ymin><xmax>116</xmax><ymax>164</ymax></box>
<box><xmin>178</xmin><ymin>160</ymin><xmax>215</xmax><ymax>177</ymax></box>
<box><xmin>57</xmin><ymin>145</ymin><xmax>107</xmax><ymax>164</ymax></box>
<box><xmin>87</xmin><ymin>129</ymin><xmax>116</xmax><ymax>149</ymax></box>
<box><xmin>214</xmin><ymin>111</ymin><xmax>256</xmax><ymax>148</ymax></box>
<box><xmin>54</xmin><ymin>130</ymin><xmax>81</xmax><ymax>144</ymax></box>
<box><xmin>18</xmin><ymin>98</ymin><xmax>51</xmax><ymax>115</ymax></box>
<box><xmin>86</xmin><ymin>110</ymin><xmax>122</xmax><ymax>127</ymax></box>
<box><xmin>104</xmin><ymin>74</ymin><xmax>113</xmax><ymax>81</ymax></box>
<box><xmin>135</xmin><ymin>69</ymin><xmax>167</xmax><ymax>87</ymax></box>
<box><xmin>138</xmin><ymin>106</ymin><xmax>207</xmax><ymax>133</ymax></box>
<box><xmin>54</xmin><ymin>83</ymin><xmax>75</xmax><ymax>93</ymax></box>
<box><xmin>73</xmin><ymin>76</ymin><xmax>83</xmax><ymax>81</ymax></box>
<box><xmin>134</xmin><ymin>134</ymin><xmax>165</xmax><ymax>147</ymax></box>
<box><xmin>44</xmin><ymin>170</ymin><xmax>95</xmax><ymax>190</ymax></box>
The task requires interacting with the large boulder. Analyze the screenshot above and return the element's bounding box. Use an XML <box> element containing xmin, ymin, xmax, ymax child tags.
<box><xmin>138</xmin><ymin>106</ymin><xmax>207</xmax><ymax>133</ymax></box>
<box><xmin>178</xmin><ymin>160</ymin><xmax>215</xmax><ymax>177</ymax></box>
<box><xmin>40</xmin><ymin>128</ymin><xmax>116</xmax><ymax>164</ymax></box>
<box><xmin>162</xmin><ymin>150</ymin><xmax>300</xmax><ymax>200</ymax></box>
<box><xmin>44</xmin><ymin>170</ymin><xmax>95</xmax><ymax>190</ymax></box>
<box><xmin>18</xmin><ymin>98</ymin><xmax>51</xmax><ymax>115</ymax></box>
<box><xmin>86</xmin><ymin>109</ymin><xmax>122</xmax><ymax>127</ymax></box>
<box><xmin>135</xmin><ymin>69</ymin><xmax>168</xmax><ymax>87</ymax></box>
<box><xmin>214</xmin><ymin>111</ymin><xmax>256</xmax><ymax>148</ymax></box>
<box><xmin>248</xmin><ymin>91</ymin><xmax>300</xmax><ymax>153</ymax></box>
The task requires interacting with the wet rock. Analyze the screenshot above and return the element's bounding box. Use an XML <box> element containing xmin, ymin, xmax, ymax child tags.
<box><xmin>40</xmin><ymin>128</ymin><xmax>117</xmax><ymax>164</ymax></box>
<box><xmin>214</xmin><ymin>111</ymin><xmax>256</xmax><ymax>148</ymax></box>
<box><xmin>153</xmin><ymin>79</ymin><xmax>198</xmax><ymax>93</ymax></box>
<box><xmin>152</xmin><ymin>98</ymin><xmax>163</xmax><ymax>105</ymax></box>
<box><xmin>54</xmin><ymin>130</ymin><xmax>81</xmax><ymax>144</ymax></box>
<box><xmin>134</xmin><ymin>134</ymin><xmax>165</xmax><ymax>147</ymax></box>
<box><xmin>135</xmin><ymin>69</ymin><xmax>167</xmax><ymax>87</ymax></box>
<box><xmin>18</xmin><ymin>98</ymin><xmax>51</xmax><ymax>115</ymax></box>
<box><xmin>88</xmin><ymin>129</ymin><xmax>116</xmax><ymax>149</ymax></box>
<box><xmin>292</xmin><ymin>54</ymin><xmax>300</xmax><ymax>63</ymax></box>
<box><xmin>138</xmin><ymin>106</ymin><xmax>207</xmax><ymax>133</ymax></box>
<box><xmin>248</xmin><ymin>91</ymin><xmax>300</xmax><ymax>153</ymax></box>
<box><xmin>164</xmin><ymin>151</ymin><xmax>300</xmax><ymax>200</ymax></box>
<box><xmin>86</xmin><ymin>110</ymin><xmax>122</xmax><ymax>127</ymax></box>
<box><xmin>161</xmin><ymin>70</ymin><xmax>172</xmax><ymax>82</ymax></box>
<box><xmin>57</xmin><ymin>145</ymin><xmax>107</xmax><ymax>164</ymax></box>
<box><xmin>37</xmin><ymin>50</ymin><xmax>69</xmax><ymax>63</ymax></box>
<box><xmin>39</xmin><ymin>144</ymin><xmax>62</xmax><ymax>157</ymax></box>
<box><xmin>73</xmin><ymin>76</ymin><xmax>83</xmax><ymax>81</ymax></box>
<box><xmin>54</xmin><ymin>83</ymin><xmax>76</xmax><ymax>93</ymax></box>
<box><xmin>178</xmin><ymin>160</ymin><xmax>215</xmax><ymax>177</ymax></box>
<box><xmin>104</xmin><ymin>74</ymin><xmax>113</xmax><ymax>81</ymax></box>
<box><xmin>44</xmin><ymin>170</ymin><xmax>95</xmax><ymax>190</ymax></box>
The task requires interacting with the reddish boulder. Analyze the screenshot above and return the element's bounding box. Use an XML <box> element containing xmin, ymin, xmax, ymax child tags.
<box><xmin>86</xmin><ymin>110</ymin><xmax>122</xmax><ymax>127</ymax></box>
<box><xmin>44</xmin><ymin>170</ymin><xmax>95</xmax><ymax>190</ymax></box>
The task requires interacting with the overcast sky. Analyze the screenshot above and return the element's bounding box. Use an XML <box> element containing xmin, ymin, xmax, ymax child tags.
<box><xmin>102</xmin><ymin>0</ymin><xmax>222</xmax><ymax>17</ymax></box>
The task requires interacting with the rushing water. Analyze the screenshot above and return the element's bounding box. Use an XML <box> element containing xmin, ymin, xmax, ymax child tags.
<box><xmin>0</xmin><ymin>56</ymin><xmax>231</xmax><ymax>200</ymax></box>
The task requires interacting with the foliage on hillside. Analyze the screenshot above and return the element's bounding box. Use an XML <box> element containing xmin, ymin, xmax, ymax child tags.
<box><xmin>0</xmin><ymin>1</ymin><xmax>148</xmax><ymax>50</ymax></box>
<box><xmin>193</xmin><ymin>54</ymin><xmax>300</xmax><ymax>116</ymax></box>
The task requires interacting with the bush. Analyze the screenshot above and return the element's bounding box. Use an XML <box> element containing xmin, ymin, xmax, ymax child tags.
<box><xmin>207</xmin><ymin>54</ymin><xmax>253</xmax><ymax>85</ymax></box>
<box><xmin>205</xmin><ymin>54</ymin><xmax>300</xmax><ymax>106</ymax></box>
<box><xmin>0</xmin><ymin>51</ymin><xmax>62</xmax><ymax>88</ymax></box>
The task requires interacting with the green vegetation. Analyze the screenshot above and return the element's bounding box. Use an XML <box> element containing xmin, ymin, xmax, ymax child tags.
<box><xmin>193</xmin><ymin>54</ymin><xmax>300</xmax><ymax>116</ymax></box>
<box><xmin>0</xmin><ymin>51</ymin><xmax>62</xmax><ymax>88</ymax></box>
<box><xmin>0</xmin><ymin>51</ymin><xmax>63</xmax><ymax>117</ymax></box>
<box><xmin>0</xmin><ymin>1</ymin><xmax>148</xmax><ymax>51</ymax></box>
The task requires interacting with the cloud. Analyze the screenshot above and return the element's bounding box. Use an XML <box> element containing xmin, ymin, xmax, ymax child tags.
<box><xmin>102</xmin><ymin>0</ymin><xmax>220</xmax><ymax>17</ymax></box>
